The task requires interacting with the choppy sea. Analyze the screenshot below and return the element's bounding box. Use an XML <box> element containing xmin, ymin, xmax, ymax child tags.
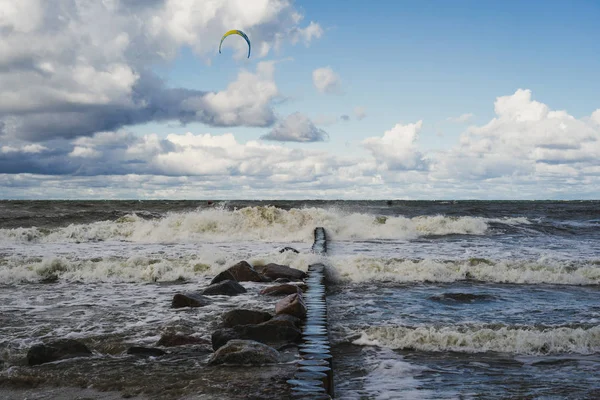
<box><xmin>1</xmin><ymin>200</ymin><xmax>599</xmax><ymax>399</ymax></box>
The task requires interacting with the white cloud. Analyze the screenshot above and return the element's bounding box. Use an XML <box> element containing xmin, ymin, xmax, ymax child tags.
<box><xmin>261</xmin><ymin>112</ymin><xmax>329</xmax><ymax>142</ymax></box>
<box><xmin>69</xmin><ymin>146</ymin><xmax>101</xmax><ymax>158</ymax></box>
<box><xmin>433</xmin><ymin>89</ymin><xmax>600</xmax><ymax>180</ymax></box>
<box><xmin>312</xmin><ymin>67</ymin><xmax>342</xmax><ymax>94</ymax></box>
<box><xmin>362</xmin><ymin>121</ymin><xmax>427</xmax><ymax>170</ymax></box>
<box><xmin>591</xmin><ymin>109</ymin><xmax>600</xmax><ymax>125</ymax></box>
<box><xmin>2</xmin><ymin>88</ymin><xmax>600</xmax><ymax>199</ymax></box>
<box><xmin>183</xmin><ymin>61</ymin><xmax>279</xmax><ymax>127</ymax></box>
<box><xmin>448</xmin><ymin>113</ymin><xmax>474</xmax><ymax>123</ymax></box>
<box><xmin>354</xmin><ymin>106</ymin><xmax>367</xmax><ymax>120</ymax></box>
<box><xmin>0</xmin><ymin>0</ymin><xmax>322</xmax><ymax>141</ymax></box>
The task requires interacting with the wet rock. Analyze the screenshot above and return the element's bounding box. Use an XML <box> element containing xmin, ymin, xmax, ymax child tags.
<box><xmin>156</xmin><ymin>334</ymin><xmax>210</xmax><ymax>347</ymax></box>
<box><xmin>279</xmin><ymin>247</ymin><xmax>299</xmax><ymax>254</ymax></box>
<box><xmin>210</xmin><ymin>261</ymin><xmax>263</xmax><ymax>284</ymax></box>
<box><xmin>274</xmin><ymin>278</ymin><xmax>291</xmax><ymax>283</ymax></box>
<box><xmin>208</xmin><ymin>340</ymin><xmax>280</xmax><ymax>365</ymax></box>
<box><xmin>275</xmin><ymin>292</ymin><xmax>307</xmax><ymax>319</ymax></box>
<box><xmin>202</xmin><ymin>280</ymin><xmax>247</xmax><ymax>296</ymax></box>
<box><xmin>171</xmin><ymin>292</ymin><xmax>211</xmax><ymax>308</ymax></box>
<box><xmin>271</xmin><ymin>313</ymin><xmax>303</xmax><ymax>328</ymax></box>
<box><xmin>256</xmin><ymin>263</ymin><xmax>307</xmax><ymax>281</ymax></box>
<box><xmin>222</xmin><ymin>309</ymin><xmax>272</xmax><ymax>328</ymax></box>
<box><xmin>429</xmin><ymin>293</ymin><xmax>495</xmax><ymax>303</ymax></box>
<box><xmin>27</xmin><ymin>339</ymin><xmax>92</xmax><ymax>365</ymax></box>
<box><xmin>127</xmin><ymin>347</ymin><xmax>166</xmax><ymax>357</ymax></box>
<box><xmin>260</xmin><ymin>284</ymin><xmax>307</xmax><ymax>296</ymax></box>
<box><xmin>211</xmin><ymin>319</ymin><xmax>302</xmax><ymax>350</ymax></box>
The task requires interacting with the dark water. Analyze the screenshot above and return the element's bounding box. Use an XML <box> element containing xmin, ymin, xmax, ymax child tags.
<box><xmin>0</xmin><ymin>200</ymin><xmax>599</xmax><ymax>399</ymax></box>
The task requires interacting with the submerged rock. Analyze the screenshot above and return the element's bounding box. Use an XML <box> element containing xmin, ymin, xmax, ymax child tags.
<box><xmin>208</xmin><ymin>340</ymin><xmax>280</xmax><ymax>365</ymax></box>
<box><xmin>222</xmin><ymin>309</ymin><xmax>272</xmax><ymax>328</ymax></box>
<box><xmin>156</xmin><ymin>334</ymin><xmax>210</xmax><ymax>347</ymax></box>
<box><xmin>260</xmin><ymin>284</ymin><xmax>307</xmax><ymax>296</ymax></box>
<box><xmin>171</xmin><ymin>292</ymin><xmax>211</xmax><ymax>308</ymax></box>
<box><xmin>279</xmin><ymin>247</ymin><xmax>299</xmax><ymax>254</ymax></box>
<box><xmin>275</xmin><ymin>292</ymin><xmax>307</xmax><ymax>319</ymax></box>
<box><xmin>202</xmin><ymin>280</ymin><xmax>247</xmax><ymax>296</ymax></box>
<box><xmin>211</xmin><ymin>261</ymin><xmax>263</xmax><ymax>284</ymax></box>
<box><xmin>212</xmin><ymin>319</ymin><xmax>302</xmax><ymax>350</ymax></box>
<box><xmin>256</xmin><ymin>263</ymin><xmax>306</xmax><ymax>281</ymax></box>
<box><xmin>127</xmin><ymin>347</ymin><xmax>166</xmax><ymax>357</ymax></box>
<box><xmin>429</xmin><ymin>293</ymin><xmax>495</xmax><ymax>303</ymax></box>
<box><xmin>27</xmin><ymin>339</ymin><xmax>92</xmax><ymax>366</ymax></box>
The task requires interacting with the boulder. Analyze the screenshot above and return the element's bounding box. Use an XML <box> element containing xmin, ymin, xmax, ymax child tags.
<box><xmin>270</xmin><ymin>313</ymin><xmax>302</xmax><ymax>328</ymax></box>
<box><xmin>127</xmin><ymin>347</ymin><xmax>166</xmax><ymax>357</ymax></box>
<box><xmin>260</xmin><ymin>284</ymin><xmax>307</xmax><ymax>296</ymax></box>
<box><xmin>27</xmin><ymin>339</ymin><xmax>92</xmax><ymax>366</ymax></box>
<box><xmin>429</xmin><ymin>293</ymin><xmax>495</xmax><ymax>303</ymax></box>
<box><xmin>255</xmin><ymin>263</ymin><xmax>306</xmax><ymax>281</ymax></box>
<box><xmin>208</xmin><ymin>340</ymin><xmax>280</xmax><ymax>365</ymax></box>
<box><xmin>202</xmin><ymin>280</ymin><xmax>247</xmax><ymax>296</ymax></box>
<box><xmin>274</xmin><ymin>278</ymin><xmax>291</xmax><ymax>283</ymax></box>
<box><xmin>156</xmin><ymin>334</ymin><xmax>210</xmax><ymax>347</ymax></box>
<box><xmin>279</xmin><ymin>247</ymin><xmax>299</xmax><ymax>254</ymax></box>
<box><xmin>222</xmin><ymin>309</ymin><xmax>272</xmax><ymax>328</ymax></box>
<box><xmin>275</xmin><ymin>292</ymin><xmax>307</xmax><ymax>319</ymax></box>
<box><xmin>171</xmin><ymin>292</ymin><xmax>211</xmax><ymax>308</ymax></box>
<box><xmin>211</xmin><ymin>319</ymin><xmax>302</xmax><ymax>350</ymax></box>
<box><xmin>211</xmin><ymin>261</ymin><xmax>263</xmax><ymax>284</ymax></box>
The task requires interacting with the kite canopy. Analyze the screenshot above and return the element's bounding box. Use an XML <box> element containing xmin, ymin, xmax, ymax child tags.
<box><xmin>219</xmin><ymin>30</ymin><xmax>251</xmax><ymax>58</ymax></box>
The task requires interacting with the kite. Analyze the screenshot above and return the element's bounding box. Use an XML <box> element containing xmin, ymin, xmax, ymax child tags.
<box><xmin>219</xmin><ymin>30</ymin><xmax>251</xmax><ymax>58</ymax></box>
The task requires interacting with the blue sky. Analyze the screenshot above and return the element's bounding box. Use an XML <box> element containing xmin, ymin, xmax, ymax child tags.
<box><xmin>147</xmin><ymin>0</ymin><xmax>600</xmax><ymax>151</ymax></box>
<box><xmin>0</xmin><ymin>0</ymin><xmax>599</xmax><ymax>199</ymax></box>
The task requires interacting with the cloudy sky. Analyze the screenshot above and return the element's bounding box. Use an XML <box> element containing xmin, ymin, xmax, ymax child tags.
<box><xmin>1</xmin><ymin>0</ymin><xmax>599</xmax><ymax>199</ymax></box>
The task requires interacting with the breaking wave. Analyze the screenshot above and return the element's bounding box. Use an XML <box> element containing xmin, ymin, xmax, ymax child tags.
<box><xmin>0</xmin><ymin>206</ymin><xmax>509</xmax><ymax>244</ymax></box>
<box><xmin>328</xmin><ymin>256</ymin><xmax>600</xmax><ymax>285</ymax></box>
<box><xmin>353</xmin><ymin>324</ymin><xmax>600</xmax><ymax>355</ymax></box>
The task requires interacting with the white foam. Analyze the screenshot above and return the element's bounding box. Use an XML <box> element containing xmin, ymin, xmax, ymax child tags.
<box><xmin>0</xmin><ymin>206</ymin><xmax>497</xmax><ymax>244</ymax></box>
<box><xmin>338</xmin><ymin>347</ymin><xmax>436</xmax><ymax>400</ymax></box>
<box><xmin>327</xmin><ymin>256</ymin><xmax>600</xmax><ymax>285</ymax></box>
<box><xmin>353</xmin><ymin>324</ymin><xmax>600</xmax><ymax>355</ymax></box>
<box><xmin>0</xmin><ymin>245</ymin><xmax>322</xmax><ymax>284</ymax></box>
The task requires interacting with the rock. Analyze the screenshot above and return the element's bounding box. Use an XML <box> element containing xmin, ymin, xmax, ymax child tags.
<box><xmin>27</xmin><ymin>339</ymin><xmax>92</xmax><ymax>366</ymax></box>
<box><xmin>156</xmin><ymin>334</ymin><xmax>210</xmax><ymax>347</ymax></box>
<box><xmin>208</xmin><ymin>340</ymin><xmax>280</xmax><ymax>365</ymax></box>
<box><xmin>211</xmin><ymin>329</ymin><xmax>239</xmax><ymax>351</ymax></box>
<box><xmin>275</xmin><ymin>292</ymin><xmax>307</xmax><ymax>319</ymax></box>
<box><xmin>202</xmin><ymin>280</ymin><xmax>247</xmax><ymax>296</ymax></box>
<box><xmin>429</xmin><ymin>293</ymin><xmax>495</xmax><ymax>303</ymax></box>
<box><xmin>171</xmin><ymin>292</ymin><xmax>211</xmax><ymax>308</ymax></box>
<box><xmin>211</xmin><ymin>319</ymin><xmax>302</xmax><ymax>350</ymax></box>
<box><xmin>127</xmin><ymin>347</ymin><xmax>166</xmax><ymax>357</ymax></box>
<box><xmin>222</xmin><ymin>309</ymin><xmax>272</xmax><ymax>328</ymax></box>
<box><xmin>274</xmin><ymin>278</ymin><xmax>291</xmax><ymax>283</ymax></box>
<box><xmin>270</xmin><ymin>313</ymin><xmax>302</xmax><ymax>328</ymax></box>
<box><xmin>255</xmin><ymin>263</ymin><xmax>307</xmax><ymax>281</ymax></box>
<box><xmin>211</xmin><ymin>261</ymin><xmax>263</xmax><ymax>284</ymax></box>
<box><xmin>260</xmin><ymin>284</ymin><xmax>307</xmax><ymax>296</ymax></box>
<box><xmin>279</xmin><ymin>247</ymin><xmax>299</xmax><ymax>254</ymax></box>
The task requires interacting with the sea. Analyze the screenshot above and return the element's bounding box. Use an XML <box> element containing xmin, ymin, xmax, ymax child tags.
<box><xmin>0</xmin><ymin>200</ymin><xmax>599</xmax><ymax>399</ymax></box>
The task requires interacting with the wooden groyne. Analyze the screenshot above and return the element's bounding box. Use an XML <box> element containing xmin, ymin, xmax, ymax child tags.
<box><xmin>288</xmin><ymin>227</ymin><xmax>334</xmax><ymax>399</ymax></box>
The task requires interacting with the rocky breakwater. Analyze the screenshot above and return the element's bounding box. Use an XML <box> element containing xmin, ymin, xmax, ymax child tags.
<box><xmin>207</xmin><ymin>260</ymin><xmax>310</xmax><ymax>367</ymax></box>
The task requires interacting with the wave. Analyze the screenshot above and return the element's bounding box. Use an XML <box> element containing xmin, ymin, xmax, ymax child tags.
<box><xmin>353</xmin><ymin>324</ymin><xmax>600</xmax><ymax>355</ymax></box>
<box><xmin>0</xmin><ymin>250</ymin><xmax>320</xmax><ymax>284</ymax></box>
<box><xmin>0</xmin><ymin>206</ymin><xmax>506</xmax><ymax>244</ymax></box>
<box><xmin>327</xmin><ymin>256</ymin><xmax>600</xmax><ymax>285</ymax></box>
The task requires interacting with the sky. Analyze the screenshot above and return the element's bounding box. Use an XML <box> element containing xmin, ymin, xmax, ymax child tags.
<box><xmin>1</xmin><ymin>0</ymin><xmax>599</xmax><ymax>199</ymax></box>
